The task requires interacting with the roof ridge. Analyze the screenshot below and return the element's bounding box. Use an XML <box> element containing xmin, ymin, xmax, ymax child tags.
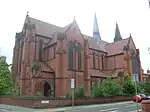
<box><xmin>29</xmin><ymin>16</ymin><xmax>62</xmax><ymax>28</ymax></box>
<box><xmin>106</xmin><ymin>37</ymin><xmax>130</xmax><ymax>45</ymax></box>
<box><xmin>83</xmin><ymin>34</ymin><xmax>108</xmax><ymax>43</ymax></box>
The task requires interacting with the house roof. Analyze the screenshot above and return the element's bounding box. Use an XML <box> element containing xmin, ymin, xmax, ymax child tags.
<box><xmin>105</xmin><ymin>38</ymin><xmax>130</xmax><ymax>56</ymax></box>
<box><xmin>28</xmin><ymin>17</ymin><xmax>62</xmax><ymax>38</ymax></box>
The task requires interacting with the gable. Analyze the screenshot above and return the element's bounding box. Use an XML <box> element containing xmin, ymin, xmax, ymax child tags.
<box><xmin>129</xmin><ymin>37</ymin><xmax>137</xmax><ymax>53</ymax></box>
<box><xmin>23</xmin><ymin>16</ymin><xmax>62</xmax><ymax>38</ymax></box>
<box><xmin>65</xmin><ymin>21</ymin><xmax>84</xmax><ymax>46</ymax></box>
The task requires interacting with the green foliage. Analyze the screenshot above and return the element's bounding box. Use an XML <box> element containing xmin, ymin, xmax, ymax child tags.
<box><xmin>137</xmin><ymin>81</ymin><xmax>150</xmax><ymax>94</ymax></box>
<box><xmin>122</xmin><ymin>76</ymin><xmax>135</xmax><ymax>95</ymax></box>
<box><xmin>0</xmin><ymin>58</ymin><xmax>12</xmax><ymax>95</ymax></box>
<box><xmin>100</xmin><ymin>78</ymin><xmax>123</xmax><ymax>97</ymax></box>
<box><xmin>7</xmin><ymin>86</ymin><xmax>20</xmax><ymax>96</ymax></box>
<box><xmin>66</xmin><ymin>85</ymin><xmax>85</xmax><ymax>99</ymax></box>
<box><xmin>35</xmin><ymin>91</ymin><xmax>42</xmax><ymax>96</ymax></box>
<box><xmin>91</xmin><ymin>78</ymin><xmax>123</xmax><ymax>97</ymax></box>
<box><xmin>91</xmin><ymin>80</ymin><xmax>103</xmax><ymax>97</ymax></box>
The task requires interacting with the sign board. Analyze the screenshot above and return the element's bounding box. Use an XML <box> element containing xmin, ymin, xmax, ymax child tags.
<box><xmin>41</xmin><ymin>100</ymin><xmax>49</xmax><ymax>104</ymax></box>
<box><xmin>71</xmin><ymin>78</ymin><xmax>75</xmax><ymax>89</ymax></box>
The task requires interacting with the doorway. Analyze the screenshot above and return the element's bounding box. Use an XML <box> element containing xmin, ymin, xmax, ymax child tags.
<box><xmin>44</xmin><ymin>82</ymin><xmax>51</xmax><ymax>97</ymax></box>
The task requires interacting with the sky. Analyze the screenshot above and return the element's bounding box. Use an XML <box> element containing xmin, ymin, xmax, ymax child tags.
<box><xmin>0</xmin><ymin>0</ymin><xmax>150</xmax><ymax>72</ymax></box>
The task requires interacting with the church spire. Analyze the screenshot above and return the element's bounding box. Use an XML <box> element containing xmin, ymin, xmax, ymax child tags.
<box><xmin>93</xmin><ymin>13</ymin><xmax>101</xmax><ymax>42</ymax></box>
<box><xmin>114</xmin><ymin>22</ymin><xmax>122</xmax><ymax>42</ymax></box>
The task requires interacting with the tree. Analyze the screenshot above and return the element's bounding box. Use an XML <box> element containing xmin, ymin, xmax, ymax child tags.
<box><xmin>0</xmin><ymin>58</ymin><xmax>12</xmax><ymax>95</ymax></box>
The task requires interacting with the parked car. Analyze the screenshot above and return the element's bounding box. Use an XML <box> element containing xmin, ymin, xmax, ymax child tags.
<box><xmin>133</xmin><ymin>94</ymin><xmax>149</xmax><ymax>102</ymax></box>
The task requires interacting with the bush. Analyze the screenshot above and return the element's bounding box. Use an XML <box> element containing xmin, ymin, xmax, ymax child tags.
<box><xmin>66</xmin><ymin>85</ymin><xmax>85</xmax><ymax>99</ymax></box>
<box><xmin>122</xmin><ymin>76</ymin><xmax>135</xmax><ymax>95</ymax></box>
<box><xmin>100</xmin><ymin>78</ymin><xmax>123</xmax><ymax>97</ymax></box>
<box><xmin>137</xmin><ymin>81</ymin><xmax>150</xmax><ymax>94</ymax></box>
<box><xmin>91</xmin><ymin>80</ymin><xmax>103</xmax><ymax>97</ymax></box>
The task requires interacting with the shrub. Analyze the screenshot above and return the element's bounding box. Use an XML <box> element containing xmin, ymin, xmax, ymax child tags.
<box><xmin>66</xmin><ymin>85</ymin><xmax>85</xmax><ymax>99</ymax></box>
<box><xmin>35</xmin><ymin>91</ymin><xmax>42</xmax><ymax>96</ymax></box>
<box><xmin>100</xmin><ymin>78</ymin><xmax>123</xmax><ymax>97</ymax></box>
<box><xmin>122</xmin><ymin>76</ymin><xmax>135</xmax><ymax>95</ymax></box>
<box><xmin>137</xmin><ymin>81</ymin><xmax>150</xmax><ymax>94</ymax></box>
<box><xmin>91</xmin><ymin>80</ymin><xmax>103</xmax><ymax>97</ymax></box>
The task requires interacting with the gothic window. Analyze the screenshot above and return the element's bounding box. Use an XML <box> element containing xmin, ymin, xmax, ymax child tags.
<box><xmin>39</xmin><ymin>39</ymin><xmax>43</xmax><ymax>61</ymax></box>
<box><xmin>53</xmin><ymin>47</ymin><xmax>56</xmax><ymax>58</ymax></box>
<box><xmin>68</xmin><ymin>41</ymin><xmax>74</xmax><ymax>70</ymax></box>
<box><xmin>132</xmin><ymin>55</ymin><xmax>138</xmax><ymax>74</ymax></box>
<box><xmin>98</xmin><ymin>52</ymin><xmax>100</xmax><ymax>69</ymax></box>
<box><xmin>77</xmin><ymin>43</ymin><xmax>82</xmax><ymax>71</ymax></box>
<box><xmin>93</xmin><ymin>52</ymin><xmax>96</xmax><ymax>69</ymax></box>
<box><xmin>19</xmin><ymin>41</ymin><xmax>24</xmax><ymax>73</ymax></box>
<box><xmin>101</xmin><ymin>54</ymin><xmax>104</xmax><ymax>70</ymax></box>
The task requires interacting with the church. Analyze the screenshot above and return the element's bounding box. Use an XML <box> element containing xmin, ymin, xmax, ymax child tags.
<box><xmin>11</xmin><ymin>13</ymin><xmax>143</xmax><ymax>97</ymax></box>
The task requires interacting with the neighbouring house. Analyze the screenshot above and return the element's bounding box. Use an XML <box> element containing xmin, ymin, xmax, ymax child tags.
<box><xmin>11</xmin><ymin>13</ymin><xmax>143</xmax><ymax>97</ymax></box>
<box><xmin>142</xmin><ymin>69</ymin><xmax>150</xmax><ymax>81</ymax></box>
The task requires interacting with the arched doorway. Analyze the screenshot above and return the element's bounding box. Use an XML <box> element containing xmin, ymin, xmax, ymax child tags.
<box><xmin>44</xmin><ymin>82</ymin><xmax>51</xmax><ymax>97</ymax></box>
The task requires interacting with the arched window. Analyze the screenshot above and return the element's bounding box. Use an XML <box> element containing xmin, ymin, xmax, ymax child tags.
<box><xmin>93</xmin><ymin>52</ymin><xmax>96</xmax><ymax>69</ymax></box>
<box><xmin>39</xmin><ymin>39</ymin><xmax>43</xmax><ymax>61</ymax></box>
<box><xmin>68</xmin><ymin>41</ymin><xmax>74</xmax><ymax>70</ymax></box>
<box><xmin>19</xmin><ymin>41</ymin><xmax>24</xmax><ymax>73</ymax></box>
<box><xmin>77</xmin><ymin>43</ymin><xmax>82</xmax><ymax>71</ymax></box>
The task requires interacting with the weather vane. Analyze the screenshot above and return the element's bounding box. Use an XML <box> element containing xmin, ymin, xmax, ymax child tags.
<box><xmin>73</xmin><ymin>16</ymin><xmax>75</xmax><ymax>20</ymax></box>
<box><xmin>27</xmin><ymin>11</ymin><xmax>29</xmax><ymax>16</ymax></box>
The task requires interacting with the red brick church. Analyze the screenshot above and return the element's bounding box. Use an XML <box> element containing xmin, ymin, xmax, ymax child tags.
<box><xmin>11</xmin><ymin>13</ymin><xmax>143</xmax><ymax>97</ymax></box>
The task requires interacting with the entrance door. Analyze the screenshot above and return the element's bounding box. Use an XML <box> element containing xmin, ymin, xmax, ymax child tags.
<box><xmin>44</xmin><ymin>82</ymin><xmax>51</xmax><ymax>97</ymax></box>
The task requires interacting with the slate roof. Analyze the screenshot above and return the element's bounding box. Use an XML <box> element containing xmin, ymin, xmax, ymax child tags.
<box><xmin>105</xmin><ymin>38</ymin><xmax>130</xmax><ymax>56</ymax></box>
<box><xmin>25</xmin><ymin>16</ymin><xmax>131</xmax><ymax>55</ymax></box>
<box><xmin>83</xmin><ymin>35</ymin><xmax>108</xmax><ymax>52</ymax></box>
<box><xmin>29</xmin><ymin>17</ymin><xmax>62</xmax><ymax>38</ymax></box>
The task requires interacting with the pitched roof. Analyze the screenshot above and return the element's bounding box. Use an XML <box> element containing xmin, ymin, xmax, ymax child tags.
<box><xmin>105</xmin><ymin>38</ymin><xmax>129</xmax><ymax>56</ymax></box>
<box><xmin>28</xmin><ymin>17</ymin><xmax>62</xmax><ymax>38</ymax></box>
<box><xmin>25</xmin><ymin>16</ymin><xmax>132</xmax><ymax>56</ymax></box>
<box><xmin>83</xmin><ymin>35</ymin><xmax>108</xmax><ymax>52</ymax></box>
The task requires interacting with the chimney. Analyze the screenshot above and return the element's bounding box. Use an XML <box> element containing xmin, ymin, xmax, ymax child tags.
<box><xmin>147</xmin><ymin>69</ymin><xmax>150</xmax><ymax>73</ymax></box>
<box><xmin>0</xmin><ymin>56</ymin><xmax>6</xmax><ymax>61</ymax></box>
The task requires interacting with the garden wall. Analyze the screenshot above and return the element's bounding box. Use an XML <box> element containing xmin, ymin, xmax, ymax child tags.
<box><xmin>142</xmin><ymin>100</ymin><xmax>150</xmax><ymax>112</ymax></box>
<box><xmin>0</xmin><ymin>96</ymin><xmax>132</xmax><ymax>108</ymax></box>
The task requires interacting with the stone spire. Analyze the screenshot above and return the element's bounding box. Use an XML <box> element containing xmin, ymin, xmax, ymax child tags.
<box><xmin>114</xmin><ymin>22</ymin><xmax>122</xmax><ymax>42</ymax></box>
<box><xmin>93</xmin><ymin>13</ymin><xmax>101</xmax><ymax>42</ymax></box>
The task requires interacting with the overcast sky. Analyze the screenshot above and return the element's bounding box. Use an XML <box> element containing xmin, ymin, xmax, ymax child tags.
<box><xmin>0</xmin><ymin>0</ymin><xmax>150</xmax><ymax>72</ymax></box>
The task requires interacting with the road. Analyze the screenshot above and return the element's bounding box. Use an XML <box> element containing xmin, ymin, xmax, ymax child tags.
<box><xmin>0</xmin><ymin>101</ymin><xmax>142</xmax><ymax>112</ymax></box>
<box><xmin>64</xmin><ymin>101</ymin><xmax>142</xmax><ymax>112</ymax></box>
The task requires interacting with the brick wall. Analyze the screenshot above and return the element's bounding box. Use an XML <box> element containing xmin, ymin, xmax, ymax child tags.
<box><xmin>0</xmin><ymin>96</ymin><xmax>132</xmax><ymax>108</ymax></box>
<box><xmin>142</xmin><ymin>100</ymin><xmax>150</xmax><ymax>112</ymax></box>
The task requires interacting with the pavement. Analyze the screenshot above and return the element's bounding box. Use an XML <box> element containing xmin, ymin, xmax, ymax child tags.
<box><xmin>0</xmin><ymin>101</ymin><xmax>142</xmax><ymax>112</ymax></box>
